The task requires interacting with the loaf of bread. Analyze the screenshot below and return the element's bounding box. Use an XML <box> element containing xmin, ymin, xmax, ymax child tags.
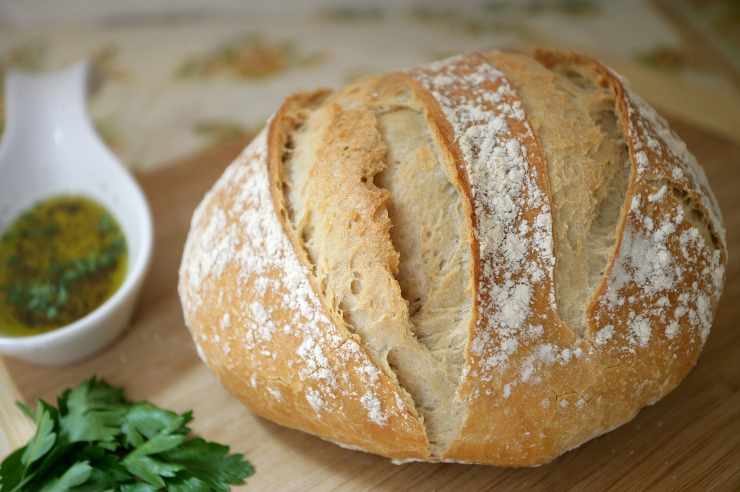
<box><xmin>178</xmin><ymin>49</ymin><xmax>726</xmax><ymax>466</ymax></box>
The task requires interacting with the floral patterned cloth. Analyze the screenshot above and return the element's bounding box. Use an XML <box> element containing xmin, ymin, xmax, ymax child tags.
<box><xmin>1</xmin><ymin>0</ymin><xmax>739</xmax><ymax>170</ymax></box>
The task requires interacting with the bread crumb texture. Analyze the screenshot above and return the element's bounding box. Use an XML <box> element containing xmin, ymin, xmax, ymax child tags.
<box><xmin>178</xmin><ymin>49</ymin><xmax>726</xmax><ymax>466</ymax></box>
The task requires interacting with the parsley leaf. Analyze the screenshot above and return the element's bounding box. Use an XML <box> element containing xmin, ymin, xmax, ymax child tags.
<box><xmin>162</xmin><ymin>439</ymin><xmax>254</xmax><ymax>492</ymax></box>
<box><xmin>122</xmin><ymin>404</ymin><xmax>189</xmax><ymax>448</ymax></box>
<box><xmin>123</xmin><ymin>455</ymin><xmax>183</xmax><ymax>488</ymax></box>
<box><xmin>0</xmin><ymin>448</ymin><xmax>27</xmax><ymax>492</ymax></box>
<box><xmin>119</xmin><ymin>484</ymin><xmax>160</xmax><ymax>492</ymax></box>
<box><xmin>37</xmin><ymin>461</ymin><xmax>92</xmax><ymax>492</ymax></box>
<box><xmin>0</xmin><ymin>378</ymin><xmax>255</xmax><ymax>491</ymax></box>
<box><xmin>21</xmin><ymin>404</ymin><xmax>57</xmax><ymax>468</ymax></box>
<box><xmin>0</xmin><ymin>401</ymin><xmax>61</xmax><ymax>492</ymax></box>
<box><xmin>166</xmin><ymin>475</ymin><xmax>211</xmax><ymax>492</ymax></box>
<box><xmin>58</xmin><ymin>378</ymin><xmax>127</xmax><ymax>445</ymax></box>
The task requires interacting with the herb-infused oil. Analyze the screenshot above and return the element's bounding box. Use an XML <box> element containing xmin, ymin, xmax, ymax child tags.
<box><xmin>0</xmin><ymin>195</ymin><xmax>127</xmax><ymax>336</ymax></box>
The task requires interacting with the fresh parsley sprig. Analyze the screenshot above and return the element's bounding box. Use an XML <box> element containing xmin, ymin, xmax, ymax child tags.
<box><xmin>0</xmin><ymin>378</ymin><xmax>254</xmax><ymax>491</ymax></box>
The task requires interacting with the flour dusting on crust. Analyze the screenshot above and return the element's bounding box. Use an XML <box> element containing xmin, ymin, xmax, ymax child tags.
<box><xmin>410</xmin><ymin>53</ymin><xmax>561</xmax><ymax>395</ymax></box>
<box><xmin>409</xmin><ymin>52</ymin><xmax>725</xmax><ymax>405</ymax></box>
<box><xmin>179</xmin><ymin>129</ymin><xmax>420</xmax><ymax>435</ymax></box>
<box><xmin>593</xmin><ymin>83</ymin><xmax>726</xmax><ymax>352</ymax></box>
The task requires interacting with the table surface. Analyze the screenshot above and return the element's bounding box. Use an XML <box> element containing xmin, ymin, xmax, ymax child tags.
<box><xmin>5</xmin><ymin>113</ymin><xmax>740</xmax><ymax>491</ymax></box>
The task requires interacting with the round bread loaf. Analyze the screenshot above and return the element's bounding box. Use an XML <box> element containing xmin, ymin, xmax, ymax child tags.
<box><xmin>178</xmin><ymin>49</ymin><xmax>726</xmax><ymax>466</ymax></box>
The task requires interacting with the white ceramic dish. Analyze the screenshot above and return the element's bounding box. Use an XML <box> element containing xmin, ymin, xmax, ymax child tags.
<box><xmin>0</xmin><ymin>62</ymin><xmax>153</xmax><ymax>366</ymax></box>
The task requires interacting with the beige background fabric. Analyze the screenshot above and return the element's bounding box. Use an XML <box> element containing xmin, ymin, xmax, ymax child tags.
<box><xmin>1</xmin><ymin>0</ymin><xmax>739</xmax><ymax>169</ymax></box>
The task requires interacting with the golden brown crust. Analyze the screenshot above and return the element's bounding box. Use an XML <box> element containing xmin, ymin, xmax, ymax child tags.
<box><xmin>179</xmin><ymin>49</ymin><xmax>726</xmax><ymax>466</ymax></box>
<box><xmin>429</xmin><ymin>50</ymin><xmax>724</xmax><ymax>465</ymax></box>
<box><xmin>179</xmin><ymin>113</ymin><xmax>429</xmax><ymax>460</ymax></box>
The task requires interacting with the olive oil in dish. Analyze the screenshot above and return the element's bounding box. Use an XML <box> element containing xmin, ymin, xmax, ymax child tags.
<box><xmin>0</xmin><ymin>195</ymin><xmax>127</xmax><ymax>336</ymax></box>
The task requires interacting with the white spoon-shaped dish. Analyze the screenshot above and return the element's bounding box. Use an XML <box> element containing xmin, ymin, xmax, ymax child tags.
<box><xmin>0</xmin><ymin>62</ymin><xmax>153</xmax><ymax>366</ymax></box>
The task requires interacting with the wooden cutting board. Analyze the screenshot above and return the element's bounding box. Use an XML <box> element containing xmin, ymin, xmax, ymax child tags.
<box><xmin>3</xmin><ymin>116</ymin><xmax>740</xmax><ymax>491</ymax></box>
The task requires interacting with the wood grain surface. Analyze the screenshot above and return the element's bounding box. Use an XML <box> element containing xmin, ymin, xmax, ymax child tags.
<box><xmin>0</xmin><ymin>360</ymin><xmax>34</xmax><ymax>456</ymax></box>
<box><xmin>4</xmin><ymin>117</ymin><xmax>740</xmax><ymax>491</ymax></box>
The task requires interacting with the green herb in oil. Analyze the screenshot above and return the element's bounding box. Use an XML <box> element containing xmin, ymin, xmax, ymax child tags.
<box><xmin>0</xmin><ymin>195</ymin><xmax>127</xmax><ymax>336</ymax></box>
